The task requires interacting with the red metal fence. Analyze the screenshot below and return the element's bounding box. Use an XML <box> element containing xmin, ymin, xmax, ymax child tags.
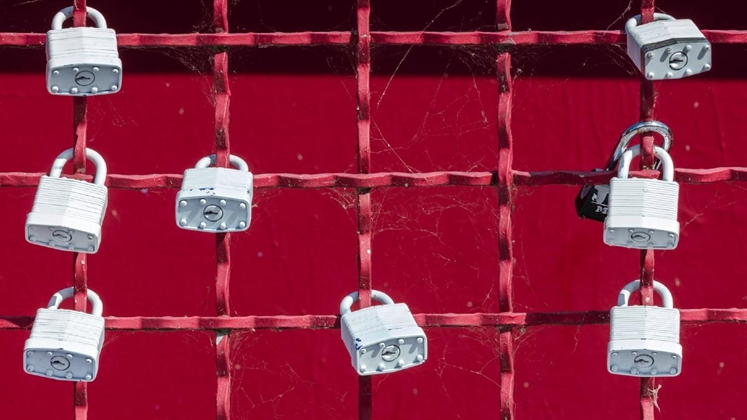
<box><xmin>1</xmin><ymin>0</ymin><xmax>746</xmax><ymax>419</ymax></box>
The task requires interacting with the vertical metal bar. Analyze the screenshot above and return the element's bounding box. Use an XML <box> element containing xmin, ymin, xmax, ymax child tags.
<box><xmin>497</xmin><ymin>1</ymin><xmax>514</xmax><ymax>419</ymax></box>
<box><xmin>213</xmin><ymin>1</ymin><xmax>232</xmax><ymax>419</ymax></box>
<box><xmin>71</xmin><ymin>2</ymin><xmax>89</xmax><ymax>419</ymax></box>
<box><xmin>638</xmin><ymin>2</ymin><xmax>657</xmax><ymax>420</ymax></box>
<box><xmin>356</xmin><ymin>1</ymin><xmax>372</xmax><ymax>419</ymax></box>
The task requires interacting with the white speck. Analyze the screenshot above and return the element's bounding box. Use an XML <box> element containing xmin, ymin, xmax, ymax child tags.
<box><xmin>234</xmin><ymin>364</ymin><xmax>241</xmax><ymax>370</ymax></box>
<box><xmin>693</xmin><ymin>101</ymin><xmax>699</xmax><ymax>108</ymax></box>
<box><xmin>412</xmin><ymin>388</ymin><xmax>418</xmax><ymax>396</ymax></box>
<box><xmin>523</xmin><ymin>382</ymin><xmax>529</xmax><ymax>388</ymax></box>
<box><xmin>140</xmin><ymin>188</ymin><xmax>148</xmax><ymax>194</ymax></box>
<box><xmin>367</xmin><ymin>249</ymin><xmax>371</xmax><ymax>254</ymax></box>
<box><xmin>719</xmin><ymin>362</ymin><xmax>725</xmax><ymax>368</ymax></box>
<box><xmin>685</xmin><ymin>145</ymin><xmax>691</xmax><ymax>152</ymax></box>
<box><xmin>165</xmin><ymin>83</ymin><xmax>170</xmax><ymax>87</ymax></box>
<box><xmin>257</xmin><ymin>252</ymin><xmax>264</xmax><ymax>258</ymax></box>
<box><xmin>466</xmin><ymin>301</ymin><xmax>473</xmax><ymax>308</ymax></box>
<box><xmin>674</xmin><ymin>278</ymin><xmax>681</xmax><ymax>287</ymax></box>
<box><xmin>178</xmin><ymin>108</ymin><xmax>184</xmax><ymax>115</ymax></box>
<box><xmin>297</xmin><ymin>153</ymin><xmax>303</xmax><ymax>161</ymax></box>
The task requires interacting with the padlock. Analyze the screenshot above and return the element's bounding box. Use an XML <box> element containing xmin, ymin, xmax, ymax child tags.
<box><xmin>625</xmin><ymin>13</ymin><xmax>711</xmax><ymax>80</ymax></box>
<box><xmin>47</xmin><ymin>6</ymin><xmax>122</xmax><ymax>96</ymax></box>
<box><xmin>176</xmin><ymin>154</ymin><xmax>253</xmax><ymax>233</ymax></box>
<box><xmin>604</xmin><ymin>144</ymin><xmax>679</xmax><ymax>249</ymax></box>
<box><xmin>24</xmin><ymin>287</ymin><xmax>105</xmax><ymax>382</ymax></box>
<box><xmin>608</xmin><ymin>280</ymin><xmax>682</xmax><ymax>377</ymax></box>
<box><xmin>576</xmin><ymin>120</ymin><xmax>673</xmax><ymax>221</ymax></box>
<box><xmin>26</xmin><ymin>148</ymin><xmax>108</xmax><ymax>253</ymax></box>
<box><xmin>340</xmin><ymin>290</ymin><xmax>427</xmax><ymax>376</ymax></box>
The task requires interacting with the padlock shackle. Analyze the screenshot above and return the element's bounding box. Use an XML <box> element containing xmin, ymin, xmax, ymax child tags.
<box><xmin>51</xmin><ymin>6</ymin><xmax>108</xmax><ymax>31</ymax></box>
<box><xmin>47</xmin><ymin>287</ymin><xmax>103</xmax><ymax>317</ymax></box>
<box><xmin>604</xmin><ymin>120</ymin><xmax>673</xmax><ymax>171</ymax></box>
<box><xmin>617</xmin><ymin>144</ymin><xmax>674</xmax><ymax>181</ymax></box>
<box><xmin>49</xmin><ymin>148</ymin><xmax>108</xmax><ymax>186</ymax></box>
<box><xmin>339</xmin><ymin>290</ymin><xmax>395</xmax><ymax>315</ymax></box>
<box><xmin>617</xmin><ymin>280</ymin><xmax>674</xmax><ymax>309</ymax></box>
<box><xmin>195</xmin><ymin>154</ymin><xmax>249</xmax><ymax>172</ymax></box>
<box><xmin>624</xmin><ymin>13</ymin><xmax>676</xmax><ymax>32</ymax></box>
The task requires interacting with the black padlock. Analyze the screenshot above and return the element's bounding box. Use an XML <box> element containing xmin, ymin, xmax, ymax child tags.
<box><xmin>575</xmin><ymin>120</ymin><xmax>673</xmax><ymax>221</ymax></box>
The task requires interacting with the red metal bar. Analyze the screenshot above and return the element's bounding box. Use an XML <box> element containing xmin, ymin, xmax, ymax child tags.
<box><xmin>355</xmin><ymin>1</ymin><xmax>373</xmax><ymax>419</ymax></box>
<box><xmin>71</xmin><ymin>2</ymin><xmax>89</xmax><ymax>419</ymax></box>
<box><xmin>212</xmin><ymin>1</ymin><xmax>232</xmax><ymax>419</ymax></box>
<box><xmin>496</xmin><ymin>2</ymin><xmax>515</xmax><ymax>417</ymax></box>
<box><xmin>3</xmin><ymin>167</ymin><xmax>747</xmax><ymax>189</ymax></box>
<box><xmin>2</xmin><ymin>308</ymin><xmax>746</xmax><ymax>330</ymax></box>
<box><xmin>3</xmin><ymin>30</ymin><xmax>747</xmax><ymax>47</ymax></box>
<box><xmin>638</xmin><ymin>3</ymin><xmax>657</xmax><ymax>419</ymax></box>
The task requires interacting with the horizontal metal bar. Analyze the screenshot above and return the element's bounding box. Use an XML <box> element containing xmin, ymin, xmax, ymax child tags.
<box><xmin>1</xmin><ymin>309</ymin><xmax>745</xmax><ymax>330</ymax></box>
<box><xmin>0</xmin><ymin>30</ymin><xmax>745</xmax><ymax>48</ymax></box>
<box><xmin>2</xmin><ymin>167</ymin><xmax>746</xmax><ymax>189</ymax></box>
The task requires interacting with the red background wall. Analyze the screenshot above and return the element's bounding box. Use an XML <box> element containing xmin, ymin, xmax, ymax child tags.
<box><xmin>0</xmin><ymin>1</ymin><xmax>746</xmax><ymax>419</ymax></box>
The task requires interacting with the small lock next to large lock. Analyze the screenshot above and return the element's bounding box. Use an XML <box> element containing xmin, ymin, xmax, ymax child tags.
<box><xmin>340</xmin><ymin>290</ymin><xmax>427</xmax><ymax>376</ymax></box>
<box><xmin>24</xmin><ymin>287</ymin><xmax>105</xmax><ymax>382</ymax></box>
<box><xmin>608</xmin><ymin>280</ymin><xmax>682</xmax><ymax>378</ymax></box>
<box><xmin>46</xmin><ymin>6</ymin><xmax>122</xmax><ymax>96</ymax></box>
<box><xmin>26</xmin><ymin>148</ymin><xmax>108</xmax><ymax>254</ymax></box>
<box><xmin>604</xmin><ymin>144</ymin><xmax>680</xmax><ymax>250</ymax></box>
<box><xmin>176</xmin><ymin>154</ymin><xmax>253</xmax><ymax>233</ymax></box>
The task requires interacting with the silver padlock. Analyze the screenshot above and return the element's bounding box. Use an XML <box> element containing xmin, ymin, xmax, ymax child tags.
<box><xmin>340</xmin><ymin>290</ymin><xmax>427</xmax><ymax>376</ymax></box>
<box><xmin>575</xmin><ymin>120</ymin><xmax>673</xmax><ymax>222</ymax></box>
<box><xmin>24</xmin><ymin>287</ymin><xmax>105</xmax><ymax>382</ymax></box>
<box><xmin>604</xmin><ymin>144</ymin><xmax>679</xmax><ymax>249</ymax></box>
<box><xmin>26</xmin><ymin>148</ymin><xmax>108</xmax><ymax>253</ymax></box>
<box><xmin>176</xmin><ymin>154</ymin><xmax>253</xmax><ymax>233</ymax></box>
<box><xmin>608</xmin><ymin>280</ymin><xmax>682</xmax><ymax>377</ymax></box>
<box><xmin>625</xmin><ymin>13</ymin><xmax>711</xmax><ymax>80</ymax></box>
<box><xmin>47</xmin><ymin>6</ymin><xmax>122</xmax><ymax>96</ymax></box>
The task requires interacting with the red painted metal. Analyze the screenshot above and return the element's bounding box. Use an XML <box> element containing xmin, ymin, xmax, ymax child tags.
<box><xmin>4</xmin><ymin>30</ymin><xmax>747</xmax><ymax>47</ymax></box>
<box><xmin>355</xmin><ymin>1</ymin><xmax>373</xmax><ymax>418</ymax></box>
<box><xmin>496</xmin><ymin>2</ymin><xmax>515</xmax><ymax>415</ymax></box>
<box><xmin>0</xmin><ymin>168</ymin><xmax>745</xmax><ymax>190</ymax></box>
<box><xmin>2</xmin><ymin>1</ymin><xmax>746</xmax><ymax>419</ymax></box>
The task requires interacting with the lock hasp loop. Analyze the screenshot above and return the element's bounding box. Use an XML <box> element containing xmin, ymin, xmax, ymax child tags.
<box><xmin>617</xmin><ymin>279</ymin><xmax>674</xmax><ymax>309</ymax></box>
<box><xmin>624</xmin><ymin>13</ymin><xmax>675</xmax><ymax>32</ymax></box>
<box><xmin>617</xmin><ymin>145</ymin><xmax>674</xmax><ymax>181</ymax></box>
<box><xmin>49</xmin><ymin>148</ymin><xmax>107</xmax><ymax>186</ymax></box>
<box><xmin>606</xmin><ymin>120</ymin><xmax>673</xmax><ymax>171</ymax></box>
<box><xmin>47</xmin><ymin>287</ymin><xmax>103</xmax><ymax>317</ymax></box>
<box><xmin>195</xmin><ymin>154</ymin><xmax>249</xmax><ymax>172</ymax></box>
<box><xmin>51</xmin><ymin>6</ymin><xmax>107</xmax><ymax>30</ymax></box>
<box><xmin>340</xmin><ymin>290</ymin><xmax>395</xmax><ymax>315</ymax></box>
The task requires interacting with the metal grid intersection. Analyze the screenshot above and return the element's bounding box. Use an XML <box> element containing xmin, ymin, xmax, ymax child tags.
<box><xmin>2</xmin><ymin>0</ymin><xmax>747</xmax><ymax>419</ymax></box>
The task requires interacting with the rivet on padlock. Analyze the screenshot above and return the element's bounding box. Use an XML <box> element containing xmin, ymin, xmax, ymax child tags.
<box><xmin>575</xmin><ymin>120</ymin><xmax>672</xmax><ymax>222</ymax></box>
<box><xmin>176</xmin><ymin>154</ymin><xmax>253</xmax><ymax>233</ymax></box>
<box><xmin>26</xmin><ymin>148</ymin><xmax>108</xmax><ymax>253</ymax></box>
<box><xmin>608</xmin><ymin>280</ymin><xmax>682</xmax><ymax>377</ymax></box>
<box><xmin>24</xmin><ymin>287</ymin><xmax>105</xmax><ymax>382</ymax></box>
<box><xmin>340</xmin><ymin>290</ymin><xmax>427</xmax><ymax>376</ymax></box>
<box><xmin>604</xmin><ymin>143</ymin><xmax>679</xmax><ymax>249</ymax></box>
<box><xmin>47</xmin><ymin>6</ymin><xmax>122</xmax><ymax>96</ymax></box>
<box><xmin>625</xmin><ymin>13</ymin><xmax>711</xmax><ymax>80</ymax></box>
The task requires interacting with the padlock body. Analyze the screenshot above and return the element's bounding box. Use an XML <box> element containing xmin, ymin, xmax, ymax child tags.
<box><xmin>575</xmin><ymin>175</ymin><xmax>610</xmax><ymax>221</ymax></box>
<box><xmin>26</xmin><ymin>176</ymin><xmax>108</xmax><ymax>253</ymax></box>
<box><xmin>24</xmin><ymin>308</ymin><xmax>105</xmax><ymax>382</ymax></box>
<box><xmin>604</xmin><ymin>178</ymin><xmax>679</xmax><ymax>249</ymax></box>
<box><xmin>46</xmin><ymin>27</ymin><xmax>122</xmax><ymax>96</ymax></box>
<box><xmin>608</xmin><ymin>306</ymin><xmax>682</xmax><ymax>377</ymax></box>
<box><xmin>176</xmin><ymin>167</ymin><xmax>253</xmax><ymax>233</ymax></box>
<box><xmin>627</xmin><ymin>19</ymin><xmax>711</xmax><ymax>80</ymax></box>
<box><xmin>341</xmin><ymin>303</ymin><xmax>427</xmax><ymax>376</ymax></box>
